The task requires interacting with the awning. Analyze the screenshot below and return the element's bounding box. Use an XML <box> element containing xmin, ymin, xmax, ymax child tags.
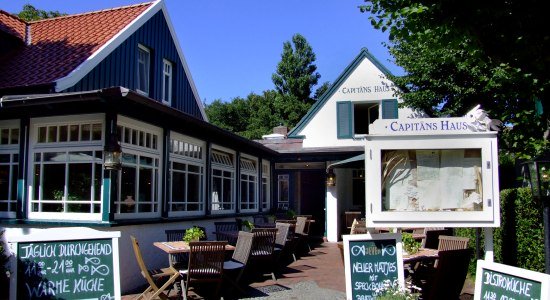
<box><xmin>327</xmin><ymin>153</ymin><xmax>365</xmax><ymax>169</ymax></box>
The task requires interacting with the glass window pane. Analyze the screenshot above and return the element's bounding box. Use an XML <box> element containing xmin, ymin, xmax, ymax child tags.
<box><xmin>81</xmin><ymin>124</ymin><xmax>91</xmax><ymax>141</ymax></box>
<box><xmin>121</xmin><ymin>166</ymin><xmax>136</xmax><ymax>213</ymax></box>
<box><xmin>48</xmin><ymin>126</ymin><xmax>57</xmax><ymax>143</ymax></box>
<box><xmin>92</xmin><ymin>124</ymin><xmax>102</xmax><ymax>141</ymax></box>
<box><xmin>59</xmin><ymin>125</ymin><xmax>68</xmax><ymax>142</ymax></box>
<box><xmin>131</xmin><ymin>130</ymin><xmax>137</xmax><ymax>146</ymax></box>
<box><xmin>0</xmin><ymin>165</ymin><xmax>10</xmax><ymax>199</ymax></box>
<box><xmin>68</xmin><ymin>163</ymin><xmax>92</xmax><ymax>200</ymax></box>
<box><xmin>1</xmin><ymin>129</ymin><xmax>9</xmax><ymax>144</ymax></box>
<box><xmin>69</xmin><ymin>125</ymin><xmax>79</xmax><ymax>142</ymax></box>
<box><xmin>0</xmin><ymin>154</ymin><xmax>10</xmax><ymax>163</ymax></box>
<box><xmin>11</xmin><ymin>166</ymin><xmax>18</xmax><ymax>201</ymax></box>
<box><xmin>42</xmin><ymin>164</ymin><xmax>65</xmax><ymax>200</ymax></box>
<box><xmin>138</xmin><ymin>167</ymin><xmax>153</xmax><ymax>204</ymax></box>
<box><xmin>188</xmin><ymin>173</ymin><xmax>200</xmax><ymax>204</ymax></box>
<box><xmin>124</xmin><ymin>127</ymin><xmax>131</xmax><ymax>144</ymax></box>
<box><xmin>140</xmin><ymin>156</ymin><xmax>153</xmax><ymax>166</ymax></box>
<box><xmin>33</xmin><ymin>165</ymin><xmax>40</xmax><ymax>201</ymax></box>
<box><xmin>10</xmin><ymin>128</ymin><xmax>19</xmax><ymax>144</ymax></box>
<box><xmin>38</xmin><ymin>126</ymin><xmax>47</xmax><ymax>143</ymax></box>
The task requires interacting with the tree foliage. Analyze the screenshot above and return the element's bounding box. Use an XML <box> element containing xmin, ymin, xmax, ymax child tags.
<box><xmin>360</xmin><ymin>0</ymin><xmax>549</xmax><ymax>158</ymax></box>
<box><xmin>17</xmin><ymin>4</ymin><xmax>66</xmax><ymax>21</ymax></box>
<box><xmin>206</xmin><ymin>34</ymin><xmax>327</xmax><ymax>139</ymax></box>
<box><xmin>272</xmin><ymin>33</ymin><xmax>321</xmax><ymax>103</ymax></box>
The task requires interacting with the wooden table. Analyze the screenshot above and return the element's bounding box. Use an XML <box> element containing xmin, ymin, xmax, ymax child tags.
<box><xmin>403</xmin><ymin>248</ymin><xmax>438</xmax><ymax>264</ymax></box>
<box><xmin>154</xmin><ymin>241</ymin><xmax>235</xmax><ymax>254</ymax></box>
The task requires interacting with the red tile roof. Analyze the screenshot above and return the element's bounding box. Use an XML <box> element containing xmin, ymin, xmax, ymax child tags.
<box><xmin>0</xmin><ymin>2</ymin><xmax>153</xmax><ymax>90</ymax></box>
<box><xmin>0</xmin><ymin>11</ymin><xmax>26</xmax><ymax>42</ymax></box>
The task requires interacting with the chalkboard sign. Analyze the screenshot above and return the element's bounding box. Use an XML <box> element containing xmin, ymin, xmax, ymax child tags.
<box><xmin>7</xmin><ymin>227</ymin><xmax>120</xmax><ymax>300</ymax></box>
<box><xmin>474</xmin><ymin>260</ymin><xmax>550</xmax><ymax>300</ymax></box>
<box><xmin>343</xmin><ymin>233</ymin><xmax>404</xmax><ymax>300</ymax></box>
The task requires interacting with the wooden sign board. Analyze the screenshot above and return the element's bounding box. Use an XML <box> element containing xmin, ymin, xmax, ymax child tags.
<box><xmin>474</xmin><ymin>260</ymin><xmax>550</xmax><ymax>300</ymax></box>
<box><xmin>343</xmin><ymin>233</ymin><xmax>404</xmax><ymax>300</ymax></box>
<box><xmin>7</xmin><ymin>227</ymin><xmax>121</xmax><ymax>300</ymax></box>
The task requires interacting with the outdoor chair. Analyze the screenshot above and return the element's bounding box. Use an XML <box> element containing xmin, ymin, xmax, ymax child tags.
<box><xmin>130</xmin><ymin>236</ymin><xmax>180</xmax><ymax>300</ymax></box>
<box><xmin>344</xmin><ymin>211</ymin><xmax>362</xmax><ymax>230</ymax></box>
<box><xmin>294</xmin><ymin>216</ymin><xmax>312</xmax><ymax>255</ymax></box>
<box><xmin>250</xmin><ymin>228</ymin><xmax>278</xmax><ymax>280</ymax></box>
<box><xmin>180</xmin><ymin>241</ymin><xmax>227</xmax><ymax>300</ymax></box>
<box><xmin>273</xmin><ymin>222</ymin><xmax>294</xmax><ymax>264</ymax></box>
<box><xmin>438</xmin><ymin>235</ymin><xmax>470</xmax><ymax>250</ymax></box>
<box><xmin>350</xmin><ymin>219</ymin><xmax>368</xmax><ymax>235</ymax></box>
<box><xmin>419</xmin><ymin>248</ymin><xmax>473</xmax><ymax>300</ymax></box>
<box><xmin>164</xmin><ymin>229</ymin><xmax>188</xmax><ymax>269</ymax></box>
<box><xmin>421</xmin><ymin>228</ymin><xmax>453</xmax><ymax>249</ymax></box>
<box><xmin>223</xmin><ymin>231</ymin><xmax>254</xmax><ymax>295</ymax></box>
<box><xmin>214</xmin><ymin>221</ymin><xmax>239</xmax><ymax>245</ymax></box>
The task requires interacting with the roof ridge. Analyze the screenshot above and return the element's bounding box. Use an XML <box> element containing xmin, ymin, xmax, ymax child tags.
<box><xmin>0</xmin><ymin>9</ymin><xmax>28</xmax><ymax>25</ymax></box>
<box><xmin>28</xmin><ymin>1</ymin><xmax>155</xmax><ymax>24</ymax></box>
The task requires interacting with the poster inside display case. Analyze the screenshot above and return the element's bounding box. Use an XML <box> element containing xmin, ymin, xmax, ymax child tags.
<box><xmin>365</xmin><ymin>115</ymin><xmax>500</xmax><ymax>227</ymax></box>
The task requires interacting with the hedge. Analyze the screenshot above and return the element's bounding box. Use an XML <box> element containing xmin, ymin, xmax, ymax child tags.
<box><xmin>455</xmin><ymin>187</ymin><xmax>545</xmax><ymax>275</ymax></box>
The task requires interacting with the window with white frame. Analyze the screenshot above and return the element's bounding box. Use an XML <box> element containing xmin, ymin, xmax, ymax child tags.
<box><xmin>137</xmin><ymin>44</ymin><xmax>151</xmax><ymax>95</ymax></box>
<box><xmin>115</xmin><ymin>117</ymin><xmax>162</xmax><ymax>219</ymax></box>
<box><xmin>168</xmin><ymin>132</ymin><xmax>205</xmax><ymax>216</ymax></box>
<box><xmin>277</xmin><ymin>174</ymin><xmax>289</xmax><ymax>210</ymax></box>
<box><xmin>211</xmin><ymin>148</ymin><xmax>235</xmax><ymax>212</ymax></box>
<box><xmin>162</xmin><ymin>59</ymin><xmax>173</xmax><ymax>105</ymax></box>
<box><xmin>239</xmin><ymin>155</ymin><xmax>258</xmax><ymax>212</ymax></box>
<box><xmin>0</xmin><ymin>120</ymin><xmax>19</xmax><ymax>218</ymax></box>
<box><xmin>29</xmin><ymin>115</ymin><xmax>104</xmax><ymax>220</ymax></box>
<box><xmin>261</xmin><ymin>160</ymin><xmax>270</xmax><ymax>211</ymax></box>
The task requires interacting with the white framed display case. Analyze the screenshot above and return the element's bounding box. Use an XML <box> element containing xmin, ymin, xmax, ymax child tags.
<box><xmin>365</xmin><ymin>116</ymin><xmax>500</xmax><ymax>227</ymax></box>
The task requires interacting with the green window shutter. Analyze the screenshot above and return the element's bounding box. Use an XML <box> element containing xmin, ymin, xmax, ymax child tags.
<box><xmin>337</xmin><ymin>101</ymin><xmax>353</xmax><ymax>139</ymax></box>
<box><xmin>382</xmin><ymin>99</ymin><xmax>398</xmax><ymax>119</ymax></box>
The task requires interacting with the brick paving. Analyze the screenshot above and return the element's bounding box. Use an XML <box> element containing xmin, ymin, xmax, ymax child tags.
<box><xmin>123</xmin><ymin>240</ymin><xmax>475</xmax><ymax>299</ymax></box>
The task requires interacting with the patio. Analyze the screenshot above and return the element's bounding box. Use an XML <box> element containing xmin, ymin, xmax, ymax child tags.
<box><xmin>122</xmin><ymin>240</ymin><xmax>475</xmax><ymax>299</ymax></box>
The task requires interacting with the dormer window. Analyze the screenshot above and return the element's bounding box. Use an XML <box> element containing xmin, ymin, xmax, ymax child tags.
<box><xmin>162</xmin><ymin>59</ymin><xmax>173</xmax><ymax>105</ymax></box>
<box><xmin>137</xmin><ymin>44</ymin><xmax>151</xmax><ymax>95</ymax></box>
<box><xmin>337</xmin><ymin>99</ymin><xmax>398</xmax><ymax>138</ymax></box>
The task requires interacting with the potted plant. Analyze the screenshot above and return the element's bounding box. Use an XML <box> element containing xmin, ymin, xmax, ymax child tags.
<box><xmin>401</xmin><ymin>232</ymin><xmax>421</xmax><ymax>255</ymax></box>
<box><xmin>183</xmin><ymin>226</ymin><xmax>205</xmax><ymax>242</ymax></box>
<box><xmin>242</xmin><ymin>220</ymin><xmax>254</xmax><ymax>231</ymax></box>
<box><xmin>375</xmin><ymin>279</ymin><xmax>421</xmax><ymax>300</ymax></box>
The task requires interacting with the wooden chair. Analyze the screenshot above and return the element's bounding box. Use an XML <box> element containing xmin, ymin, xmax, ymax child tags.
<box><xmin>421</xmin><ymin>228</ymin><xmax>453</xmax><ymax>249</ymax></box>
<box><xmin>214</xmin><ymin>221</ymin><xmax>238</xmax><ymax>245</ymax></box>
<box><xmin>223</xmin><ymin>231</ymin><xmax>254</xmax><ymax>295</ymax></box>
<box><xmin>350</xmin><ymin>219</ymin><xmax>368</xmax><ymax>235</ymax></box>
<box><xmin>420</xmin><ymin>248</ymin><xmax>473</xmax><ymax>300</ymax></box>
<box><xmin>438</xmin><ymin>235</ymin><xmax>470</xmax><ymax>250</ymax></box>
<box><xmin>180</xmin><ymin>241</ymin><xmax>227</xmax><ymax>300</ymax></box>
<box><xmin>250</xmin><ymin>228</ymin><xmax>278</xmax><ymax>280</ymax></box>
<box><xmin>165</xmin><ymin>229</ymin><xmax>188</xmax><ymax>269</ymax></box>
<box><xmin>344</xmin><ymin>211</ymin><xmax>362</xmax><ymax>230</ymax></box>
<box><xmin>294</xmin><ymin>216</ymin><xmax>312</xmax><ymax>255</ymax></box>
<box><xmin>130</xmin><ymin>236</ymin><xmax>180</xmax><ymax>300</ymax></box>
<box><xmin>273</xmin><ymin>222</ymin><xmax>293</xmax><ymax>263</ymax></box>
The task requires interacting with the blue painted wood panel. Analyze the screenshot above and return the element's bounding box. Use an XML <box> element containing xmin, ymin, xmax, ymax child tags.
<box><xmin>64</xmin><ymin>11</ymin><xmax>203</xmax><ymax>119</ymax></box>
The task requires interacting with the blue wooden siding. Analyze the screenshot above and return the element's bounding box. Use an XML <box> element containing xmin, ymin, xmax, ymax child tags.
<box><xmin>64</xmin><ymin>12</ymin><xmax>203</xmax><ymax>119</ymax></box>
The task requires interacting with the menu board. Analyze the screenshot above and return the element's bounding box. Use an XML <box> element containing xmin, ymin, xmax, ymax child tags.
<box><xmin>7</xmin><ymin>228</ymin><xmax>120</xmax><ymax>300</ymax></box>
<box><xmin>474</xmin><ymin>260</ymin><xmax>550</xmax><ymax>300</ymax></box>
<box><xmin>343</xmin><ymin>233</ymin><xmax>404</xmax><ymax>300</ymax></box>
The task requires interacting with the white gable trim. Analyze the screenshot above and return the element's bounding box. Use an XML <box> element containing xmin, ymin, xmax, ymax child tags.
<box><xmin>54</xmin><ymin>0</ymin><xmax>207</xmax><ymax>121</ymax></box>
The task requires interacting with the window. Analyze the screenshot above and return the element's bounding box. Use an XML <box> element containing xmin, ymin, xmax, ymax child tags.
<box><xmin>29</xmin><ymin>115</ymin><xmax>104</xmax><ymax>221</ymax></box>
<box><xmin>277</xmin><ymin>174</ymin><xmax>289</xmax><ymax>210</ymax></box>
<box><xmin>168</xmin><ymin>133</ymin><xmax>205</xmax><ymax>216</ymax></box>
<box><xmin>0</xmin><ymin>120</ymin><xmax>19</xmax><ymax>218</ymax></box>
<box><xmin>137</xmin><ymin>44</ymin><xmax>151</xmax><ymax>95</ymax></box>
<box><xmin>261</xmin><ymin>161</ymin><xmax>271</xmax><ymax>211</ymax></box>
<box><xmin>239</xmin><ymin>155</ymin><xmax>258</xmax><ymax>212</ymax></box>
<box><xmin>115</xmin><ymin>117</ymin><xmax>162</xmax><ymax>219</ymax></box>
<box><xmin>162</xmin><ymin>59</ymin><xmax>173</xmax><ymax>105</ymax></box>
<box><xmin>211</xmin><ymin>148</ymin><xmax>235</xmax><ymax>213</ymax></box>
<box><xmin>337</xmin><ymin>99</ymin><xmax>398</xmax><ymax>138</ymax></box>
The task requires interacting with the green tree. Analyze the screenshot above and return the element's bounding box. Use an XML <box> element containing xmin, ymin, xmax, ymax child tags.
<box><xmin>272</xmin><ymin>33</ymin><xmax>321</xmax><ymax>103</ymax></box>
<box><xmin>17</xmin><ymin>4</ymin><xmax>66</xmax><ymax>21</ymax></box>
<box><xmin>360</xmin><ymin>0</ymin><xmax>549</xmax><ymax>158</ymax></box>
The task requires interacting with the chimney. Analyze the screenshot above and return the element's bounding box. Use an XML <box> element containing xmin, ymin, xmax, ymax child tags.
<box><xmin>273</xmin><ymin>125</ymin><xmax>288</xmax><ymax>136</ymax></box>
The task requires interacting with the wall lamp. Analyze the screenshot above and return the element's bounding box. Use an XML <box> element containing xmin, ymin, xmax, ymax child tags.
<box><xmin>326</xmin><ymin>168</ymin><xmax>336</xmax><ymax>187</ymax></box>
<box><xmin>104</xmin><ymin>133</ymin><xmax>122</xmax><ymax>170</ymax></box>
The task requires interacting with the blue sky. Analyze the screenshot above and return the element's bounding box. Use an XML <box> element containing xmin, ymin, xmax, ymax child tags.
<box><xmin>2</xmin><ymin>0</ymin><xmax>403</xmax><ymax>104</ymax></box>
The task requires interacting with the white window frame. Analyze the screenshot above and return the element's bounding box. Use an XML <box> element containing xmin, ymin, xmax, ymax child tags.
<box><xmin>115</xmin><ymin>116</ymin><xmax>162</xmax><ymax>220</ymax></box>
<box><xmin>261</xmin><ymin>160</ymin><xmax>271</xmax><ymax>211</ymax></box>
<box><xmin>277</xmin><ymin>174</ymin><xmax>289</xmax><ymax>210</ymax></box>
<box><xmin>210</xmin><ymin>145</ymin><xmax>236</xmax><ymax>214</ymax></box>
<box><xmin>0</xmin><ymin>120</ymin><xmax>19</xmax><ymax>218</ymax></box>
<box><xmin>28</xmin><ymin>114</ymin><xmax>105</xmax><ymax>221</ymax></box>
<box><xmin>239</xmin><ymin>154</ymin><xmax>258</xmax><ymax>213</ymax></box>
<box><xmin>168</xmin><ymin>132</ymin><xmax>205</xmax><ymax>217</ymax></box>
<box><xmin>137</xmin><ymin>44</ymin><xmax>151</xmax><ymax>96</ymax></box>
<box><xmin>162</xmin><ymin>59</ymin><xmax>173</xmax><ymax>105</ymax></box>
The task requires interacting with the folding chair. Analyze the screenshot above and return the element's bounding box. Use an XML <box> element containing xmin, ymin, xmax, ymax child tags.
<box><xmin>180</xmin><ymin>241</ymin><xmax>227</xmax><ymax>300</ymax></box>
<box><xmin>214</xmin><ymin>221</ymin><xmax>239</xmax><ymax>245</ymax></box>
<box><xmin>130</xmin><ymin>236</ymin><xmax>180</xmax><ymax>300</ymax></box>
<box><xmin>223</xmin><ymin>231</ymin><xmax>254</xmax><ymax>295</ymax></box>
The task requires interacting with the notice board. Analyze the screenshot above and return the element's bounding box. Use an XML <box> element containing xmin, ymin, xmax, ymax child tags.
<box><xmin>7</xmin><ymin>227</ymin><xmax>120</xmax><ymax>300</ymax></box>
<box><xmin>474</xmin><ymin>260</ymin><xmax>550</xmax><ymax>300</ymax></box>
<box><xmin>343</xmin><ymin>233</ymin><xmax>404</xmax><ymax>300</ymax></box>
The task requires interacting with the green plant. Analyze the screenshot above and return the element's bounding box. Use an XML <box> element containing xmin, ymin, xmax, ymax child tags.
<box><xmin>286</xmin><ymin>209</ymin><xmax>296</xmax><ymax>219</ymax></box>
<box><xmin>401</xmin><ymin>232</ymin><xmax>421</xmax><ymax>254</ymax></box>
<box><xmin>242</xmin><ymin>220</ymin><xmax>254</xmax><ymax>231</ymax></box>
<box><xmin>375</xmin><ymin>279</ymin><xmax>421</xmax><ymax>300</ymax></box>
<box><xmin>183</xmin><ymin>226</ymin><xmax>205</xmax><ymax>242</ymax></box>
